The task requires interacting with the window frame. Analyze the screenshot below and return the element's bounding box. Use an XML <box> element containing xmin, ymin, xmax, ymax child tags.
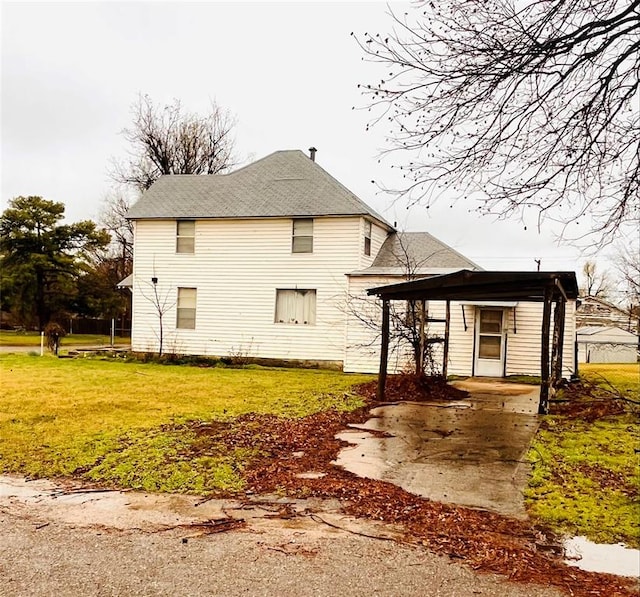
<box><xmin>292</xmin><ymin>218</ymin><xmax>313</xmax><ymax>253</ymax></box>
<box><xmin>477</xmin><ymin>309</ymin><xmax>503</xmax><ymax>360</ymax></box>
<box><xmin>274</xmin><ymin>288</ymin><xmax>317</xmax><ymax>325</ymax></box>
<box><xmin>364</xmin><ymin>220</ymin><xmax>372</xmax><ymax>256</ymax></box>
<box><xmin>176</xmin><ymin>287</ymin><xmax>197</xmax><ymax>329</ymax></box>
<box><xmin>176</xmin><ymin>220</ymin><xmax>195</xmax><ymax>254</ymax></box>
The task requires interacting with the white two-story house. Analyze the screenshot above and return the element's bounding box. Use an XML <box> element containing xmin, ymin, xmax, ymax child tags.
<box><xmin>125</xmin><ymin>149</ymin><xmax>576</xmax><ymax>377</ymax></box>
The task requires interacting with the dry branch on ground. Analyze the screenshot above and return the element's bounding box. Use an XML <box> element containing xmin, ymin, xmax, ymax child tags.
<box><xmin>183</xmin><ymin>376</ymin><xmax>637</xmax><ymax>597</ymax></box>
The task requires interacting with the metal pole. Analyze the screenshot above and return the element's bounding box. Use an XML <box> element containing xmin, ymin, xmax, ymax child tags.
<box><xmin>40</xmin><ymin>331</ymin><xmax>44</xmax><ymax>356</ymax></box>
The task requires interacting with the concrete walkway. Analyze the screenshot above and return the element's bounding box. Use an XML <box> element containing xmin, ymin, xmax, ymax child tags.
<box><xmin>335</xmin><ymin>379</ymin><xmax>541</xmax><ymax>518</ymax></box>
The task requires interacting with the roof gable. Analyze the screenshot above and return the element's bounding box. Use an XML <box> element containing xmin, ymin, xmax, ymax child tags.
<box><xmin>349</xmin><ymin>231</ymin><xmax>481</xmax><ymax>276</ymax></box>
<box><xmin>126</xmin><ymin>150</ymin><xmax>391</xmax><ymax>226</ymax></box>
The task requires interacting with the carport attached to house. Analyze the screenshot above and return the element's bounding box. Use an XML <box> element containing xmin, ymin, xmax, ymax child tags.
<box><xmin>367</xmin><ymin>270</ymin><xmax>579</xmax><ymax>413</ymax></box>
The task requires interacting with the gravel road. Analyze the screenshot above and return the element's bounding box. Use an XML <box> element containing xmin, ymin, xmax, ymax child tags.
<box><xmin>0</xmin><ymin>477</ymin><xmax>564</xmax><ymax>597</ymax></box>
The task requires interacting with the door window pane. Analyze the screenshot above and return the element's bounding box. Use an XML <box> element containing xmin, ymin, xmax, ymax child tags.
<box><xmin>479</xmin><ymin>310</ymin><xmax>502</xmax><ymax>334</ymax></box>
<box><xmin>478</xmin><ymin>336</ymin><xmax>501</xmax><ymax>359</ymax></box>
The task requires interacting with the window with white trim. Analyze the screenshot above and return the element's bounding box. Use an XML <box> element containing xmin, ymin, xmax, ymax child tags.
<box><xmin>176</xmin><ymin>220</ymin><xmax>195</xmax><ymax>253</ymax></box>
<box><xmin>292</xmin><ymin>219</ymin><xmax>313</xmax><ymax>253</ymax></box>
<box><xmin>275</xmin><ymin>289</ymin><xmax>316</xmax><ymax>325</ymax></box>
<box><xmin>364</xmin><ymin>220</ymin><xmax>372</xmax><ymax>256</ymax></box>
<box><xmin>176</xmin><ymin>287</ymin><xmax>197</xmax><ymax>329</ymax></box>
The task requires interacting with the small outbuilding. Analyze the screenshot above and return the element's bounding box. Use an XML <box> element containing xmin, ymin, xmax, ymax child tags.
<box><xmin>577</xmin><ymin>326</ymin><xmax>639</xmax><ymax>363</ymax></box>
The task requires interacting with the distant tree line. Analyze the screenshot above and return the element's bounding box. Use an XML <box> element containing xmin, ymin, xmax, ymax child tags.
<box><xmin>0</xmin><ymin>196</ymin><xmax>126</xmax><ymax>331</ymax></box>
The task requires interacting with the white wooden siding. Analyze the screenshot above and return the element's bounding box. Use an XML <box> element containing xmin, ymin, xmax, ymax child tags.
<box><xmin>435</xmin><ymin>302</ymin><xmax>475</xmax><ymax>376</ymax></box>
<box><xmin>131</xmin><ymin>216</ymin><xmax>577</xmax><ymax>377</ymax></box>
<box><xmin>503</xmin><ymin>301</ymin><xmax>576</xmax><ymax>378</ymax></box>
<box><xmin>343</xmin><ymin>282</ymin><xmax>577</xmax><ymax>377</ymax></box>
<box><xmin>345</xmin><ymin>275</ymin><xmax>419</xmax><ymax>374</ymax></box>
<box><xmin>130</xmin><ymin>217</ymin><xmax>364</xmax><ymax>361</ymax></box>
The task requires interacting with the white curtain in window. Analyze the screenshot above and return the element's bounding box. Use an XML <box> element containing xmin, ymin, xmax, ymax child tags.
<box><xmin>275</xmin><ymin>289</ymin><xmax>316</xmax><ymax>324</ymax></box>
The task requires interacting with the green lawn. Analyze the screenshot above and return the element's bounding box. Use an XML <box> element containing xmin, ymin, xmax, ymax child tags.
<box><xmin>0</xmin><ymin>330</ymin><xmax>130</xmax><ymax>347</ymax></box>
<box><xmin>526</xmin><ymin>363</ymin><xmax>640</xmax><ymax>548</ymax></box>
<box><xmin>580</xmin><ymin>362</ymin><xmax>640</xmax><ymax>395</ymax></box>
<box><xmin>0</xmin><ymin>354</ymin><xmax>371</xmax><ymax>493</ymax></box>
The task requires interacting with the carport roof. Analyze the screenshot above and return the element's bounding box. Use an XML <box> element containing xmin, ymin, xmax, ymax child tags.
<box><xmin>367</xmin><ymin>269</ymin><xmax>578</xmax><ymax>302</ymax></box>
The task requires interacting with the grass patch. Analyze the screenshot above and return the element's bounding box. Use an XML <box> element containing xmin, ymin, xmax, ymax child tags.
<box><xmin>0</xmin><ymin>354</ymin><xmax>371</xmax><ymax>493</ymax></box>
<box><xmin>526</xmin><ymin>363</ymin><xmax>640</xmax><ymax>547</ymax></box>
<box><xmin>580</xmin><ymin>362</ymin><xmax>640</xmax><ymax>395</ymax></box>
<box><xmin>505</xmin><ymin>375</ymin><xmax>541</xmax><ymax>385</ymax></box>
<box><xmin>0</xmin><ymin>330</ymin><xmax>129</xmax><ymax>347</ymax></box>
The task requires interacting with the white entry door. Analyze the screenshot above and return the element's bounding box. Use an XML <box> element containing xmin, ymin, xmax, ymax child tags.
<box><xmin>475</xmin><ymin>309</ymin><xmax>505</xmax><ymax>377</ymax></box>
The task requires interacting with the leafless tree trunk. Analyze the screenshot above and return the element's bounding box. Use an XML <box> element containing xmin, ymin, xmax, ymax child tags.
<box><xmin>355</xmin><ymin>0</ymin><xmax>640</xmax><ymax>246</ymax></box>
<box><xmin>138</xmin><ymin>277</ymin><xmax>175</xmax><ymax>357</ymax></box>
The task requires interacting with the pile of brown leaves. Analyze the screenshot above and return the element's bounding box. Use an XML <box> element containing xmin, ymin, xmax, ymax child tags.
<box><xmin>183</xmin><ymin>378</ymin><xmax>637</xmax><ymax>597</ymax></box>
<box><xmin>355</xmin><ymin>374</ymin><xmax>469</xmax><ymax>403</ymax></box>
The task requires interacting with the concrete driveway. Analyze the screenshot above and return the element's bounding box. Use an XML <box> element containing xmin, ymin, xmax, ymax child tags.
<box><xmin>336</xmin><ymin>379</ymin><xmax>541</xmax><ymax>518</ymax></box>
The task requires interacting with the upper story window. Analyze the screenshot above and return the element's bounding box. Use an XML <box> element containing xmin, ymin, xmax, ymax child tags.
<box><xmin>176</xmin><ymin>287</ymin><xmax>197</xmax><ymax>329</ymax></box>
<box><xmin>364</xmin><ymin>220</ymin><xmax>372</xmax><ymax>256</ymax></box>
<box><xmin>292</xmin><ymin>218</ymin><xmax>313</xmax><ymax>253</ymax></box>
<box><xmin>176</xmin><ymin>220</ymin><xmax>195</xmax><ymax>254</ymax></box>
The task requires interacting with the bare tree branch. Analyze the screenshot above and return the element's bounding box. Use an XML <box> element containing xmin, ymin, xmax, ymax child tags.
<box><xmin>355</xmin><ymin>0</ymin><xmax>640</xmax><ymax>245</ymax></box>
<box><xmin>111</xmin><ymin>95</ymin><xmax>238</xmax><ymax>192</ymax></box>
<box><xmin>99</xmin><ymin>190</ymin><xmax>134</xmax><ymax>267</ymax></box>
<box><xmin>580</xmin><ymin>260</ymin><xmax>612</xmax><ymax>297</ymax></box>
<box><xmin>343</xmin><ymin>233</ymin><xmax>447</xmax><ymax>375</ymax></box>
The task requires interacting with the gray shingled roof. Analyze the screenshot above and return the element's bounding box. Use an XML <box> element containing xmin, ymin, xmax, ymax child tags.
<box><xmin>126</xmin><ymin>150</ymin><xmax>391</xmax><ymax>225</ymax></box>
<box><xmin>350</xmin><ymin>232</ymin><xmax>482</xmax><ymax>275</ymax></box>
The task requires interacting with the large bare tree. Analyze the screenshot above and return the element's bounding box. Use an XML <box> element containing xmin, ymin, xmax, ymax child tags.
<box><xmin>580</xmin><ymin>260</ymin><xmax>612</xmax><ymax>297</ymax></box>
<box><xmin>355</xmin><ymin>0</ymin><xmax>639</xmax><ymax>244</ymax></box>
<box><xmin>112</xmin><ymin>94</ymin><xmax>237</xmax><ymax>192</ymax></box>
<box><xmin>99</xmin><ymin>190</ymin><xmax>134</xmax><ymax>275</ymax></box>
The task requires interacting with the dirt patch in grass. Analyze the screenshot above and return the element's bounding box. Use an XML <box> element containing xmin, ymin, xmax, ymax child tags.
<box><xmin>177</xmin><ymin>383</ymin><xmax>636</xmax><ymax>597</ymax></box>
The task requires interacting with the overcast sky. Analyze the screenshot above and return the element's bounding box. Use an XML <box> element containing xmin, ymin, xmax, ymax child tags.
<box><xmin>1</xmin><ymin>1</ymin><xmax>611</xmax><ymax>275</ymax></box>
